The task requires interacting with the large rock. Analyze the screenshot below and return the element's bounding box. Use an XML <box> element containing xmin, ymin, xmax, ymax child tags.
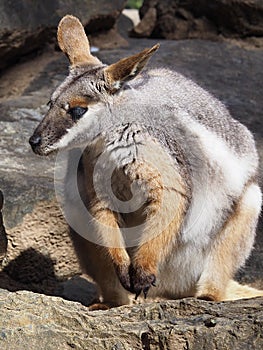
<box><xmin>0</xmin><ymin>288</ymin><xmax>262</xmax><ymax>349</ymax></box>
<box><xmin>0</xmin><ymin>0</ymin><xmax>127</xmax><ymax>70</ymax></box>
<box><xmin>132</xmin><ymin>0</ymin><xmax>263</xmax><ymax>46</ymax></box>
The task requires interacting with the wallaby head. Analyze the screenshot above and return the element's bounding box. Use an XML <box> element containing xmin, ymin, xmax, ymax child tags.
<box><xmin>29</xmin><ymin>15</ymin><xmax>159</xmax><ymax>155</ymax></box>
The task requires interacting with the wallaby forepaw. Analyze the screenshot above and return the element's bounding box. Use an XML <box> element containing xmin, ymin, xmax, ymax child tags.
<box><xmin>114</xmin><ymin>263</ymin><xmax>156</xmax><ymax>297</ymax></box>
<box><xmin>114</xmin><ymin>263</ymin><xmax>131</xmax><ymax>292</ymax></box>
<box><xmin>129</xmin><ymin>265</ymin><xmax>156</xmax><ymax>299</ymax></box>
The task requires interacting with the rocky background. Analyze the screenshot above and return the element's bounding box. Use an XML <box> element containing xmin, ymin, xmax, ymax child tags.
<box><xmin>131</xmin><ymin>0</ymin><xmax>263</xmax><ymax>47</ymax></box>
<box><xmin>0</xmin><ymin>0</ymin><xmax>262</xmax><ymax>348</ymax></box>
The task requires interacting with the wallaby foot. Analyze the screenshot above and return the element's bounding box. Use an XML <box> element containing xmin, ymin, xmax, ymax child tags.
<box><xmin>224</xmin><ymin>280</ymin><xmax>263</xmax><ymax>300</ymax></box>
<box><xmin>196</xmin><ymin>282</ymin><xmax>224</xmax><ymax>302</ymax></box>
<box><xmin>197</xmin><ymin>280</ymin><xmax>263</xmax><ymax>302</ymax></box>
<box><xmin>88</xmin><ymin>302</ymin><xmax>112</xmax><ymax>311</ymax></box>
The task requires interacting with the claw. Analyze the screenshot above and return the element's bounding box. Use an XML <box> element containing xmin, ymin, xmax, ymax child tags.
<box><xmin>135</xmin><ymin>290</ymin><xmax>141</xmax><ymax>300</ymax></box>
<box><xmin>143</xmin><ymin>287</ymin><xmax>150</xmax><ymax>299</ymax></box>
<box><xmin>129</xmin><ymin>265</ymin><xmax>157</xmax><ymax>299</ymax></box>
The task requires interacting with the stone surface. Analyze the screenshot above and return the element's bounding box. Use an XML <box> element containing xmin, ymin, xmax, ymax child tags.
<box><xmin>134</xmin><ymin>0</ymin><xmax>263</xmax><ymax>47</ymax></box>
<box><xmin>0</xmin><ymin>288</ymin><xmax>262</xmax><ymax>349</ymax></box>
<box><xmin>0</xmin><ymin>0</ymin><xmax>127</xmax><ymax>70</ymax></box>
<box><xmin>130</xmin><ymin>7</ymin><xmax>157</xmax><ymax>38</ymax></box>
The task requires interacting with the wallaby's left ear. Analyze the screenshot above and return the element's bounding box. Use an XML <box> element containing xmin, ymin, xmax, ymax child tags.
<box><xmin>104</xmin><ymin>44</ymin><xmax>160</xmax><ymax>92</ymax></box>
<box><xmin>57</xmin><ymin>15</ymin><xmax>101</xmax><ymax>67</ymax></box>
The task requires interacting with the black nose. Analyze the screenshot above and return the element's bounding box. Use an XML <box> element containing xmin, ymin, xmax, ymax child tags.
<box><xmin>29</xmin><ymin>134</ymin><xmax>42</xmax><ymax>149</ymax></box>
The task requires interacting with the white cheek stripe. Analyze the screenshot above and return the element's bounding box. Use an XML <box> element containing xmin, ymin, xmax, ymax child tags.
<box><xmin>53</xmin><ymin>104</ymin><xmax>101</xmax><ymax>150</ymax></box>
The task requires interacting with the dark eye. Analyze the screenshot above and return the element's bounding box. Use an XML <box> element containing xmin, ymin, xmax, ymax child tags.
<box><xmin>68</xmin><ymin>106</ymin><xmax>88</xmax><ymax>121</ymax></box>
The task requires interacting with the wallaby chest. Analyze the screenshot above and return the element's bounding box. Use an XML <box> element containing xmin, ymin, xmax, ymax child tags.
<box><xmin>80</xmin><ymin>125</ymin><xmax>189</xmax><ymax>224</ymax></box>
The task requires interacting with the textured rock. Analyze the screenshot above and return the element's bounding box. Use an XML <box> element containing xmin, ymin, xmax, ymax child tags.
<box><xmin>0</xmin><ymin>288</ymin><xmax>262</xmax><ymax>349</ymax></box>
<box><xmin>0</xmin><ymin>0</ymin><xmax>127</xmax><ymax>70</ymax></box>
<box><xmin>134</xmin><ymin>0</ymin><xmax>263</xmax><ymax>46</ymax></box>
<box><xmin>130</xmin><ymin>7</ymin><xmax>157</xmax><ymax>38</ymax></box>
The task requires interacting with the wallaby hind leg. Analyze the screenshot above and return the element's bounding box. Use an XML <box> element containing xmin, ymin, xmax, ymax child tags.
<box><xmin>70</xmin><ymin>229</ymin><xmax>130</xmax><ymax>308</ymax></box>
<box><xmin>196</xmin><ymin>183</ymin><xmax>262</xmax><ymax>301</ymax></box>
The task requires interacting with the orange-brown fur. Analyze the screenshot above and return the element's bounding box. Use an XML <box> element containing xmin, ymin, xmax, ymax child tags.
<box><xmin>69</xmin><ymin>96</ymin><xmax>89</xmax><ymax>108</ymax></box>
<box><xmin>78</xmin><ymin>140</ymin><xmax>188</xmax><ymax>304</ymax></box>
<box><xmin>123</xmin><ymin>160</ymin><xmax>188</xmax><ymax>277</ymax></box>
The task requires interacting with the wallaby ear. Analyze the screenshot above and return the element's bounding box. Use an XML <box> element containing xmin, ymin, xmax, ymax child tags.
<box><xmin>104</xmin><ymin>44</ymin><xmax>160</xmax><ymax>91</ymax></box>
<box><xmin>57</xmin><ymin>15</ymin><xmax>101</xmax><ymax>67</ymax></box>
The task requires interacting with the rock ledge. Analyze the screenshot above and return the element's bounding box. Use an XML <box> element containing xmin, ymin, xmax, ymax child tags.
<box><xmin>0</xmin><ymin>288</ymin><xmax>262</xmax><ymax>350</ymax></box>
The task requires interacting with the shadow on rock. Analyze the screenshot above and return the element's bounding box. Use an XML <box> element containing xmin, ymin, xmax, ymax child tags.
<box><xmin>0</xmin><ymin>190</ymin><xmax>8</xmax><ymax>262</ymax></box>
<box><xmin>0</xmin><ymin>247</ymin><xmax>98</xmax><ymax>307</ymax></box>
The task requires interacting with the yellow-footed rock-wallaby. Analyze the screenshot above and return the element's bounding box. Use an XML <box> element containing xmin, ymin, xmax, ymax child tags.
<box><xmin>30</xmin><ymin>15</ymin><xmax>262</xmax><ymax>308</ymax></box>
